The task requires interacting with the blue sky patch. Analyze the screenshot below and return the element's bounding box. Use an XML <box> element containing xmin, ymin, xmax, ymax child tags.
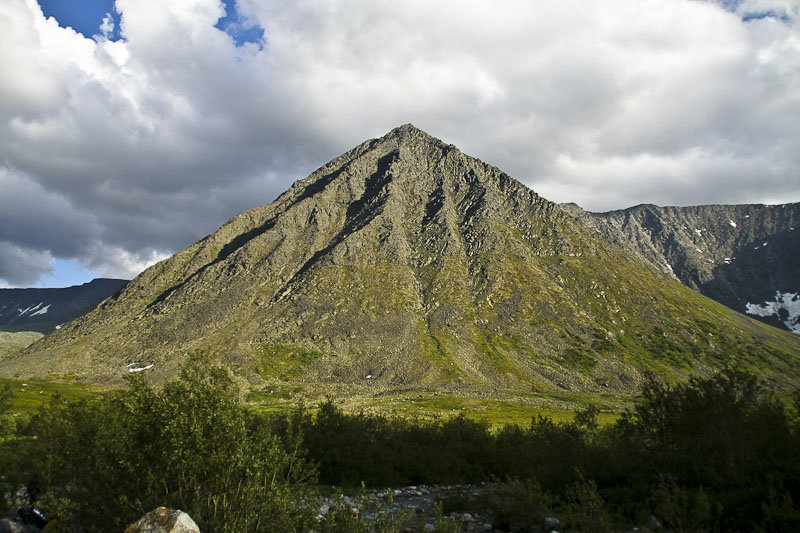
<box><xmin>701</xmin><ymin>0</ymin><xmax>792</xmax><ymax>24</ymax></box>
<box><xmin>742</xmin><ymin>10</ymin><xmax>792</xmax><ymax>23</ymax></box>
<box><xmin>38</xmin><ymin>0</ymin><xmax>121</xmax><ymax>41</ymax></box>
<box><xmin>38</xmin><ymin>259</ymin><xmax>99</xmax><ymax>288</ymax></box>
<box><xmin>215</xmin><ymin>0</ymin><xmax>265</xmax><ymax>49</ymax></box>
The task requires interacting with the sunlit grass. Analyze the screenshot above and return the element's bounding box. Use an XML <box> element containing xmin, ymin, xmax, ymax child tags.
<box><xmin>0</xmin><ymin>377</ymin><xmax>107</xmax><ymax>415</ymax></box>
<box><xmin>245</xmin><ymin>384</ymin><xmax>627</xmax><ymax>427</ymax></box>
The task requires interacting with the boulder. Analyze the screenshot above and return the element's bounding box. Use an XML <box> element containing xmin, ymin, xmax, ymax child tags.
<box><xmin>124</xmin><ymin>507</ymin><xmax>199</xmax><ymax>533</ymax></box>
<box><xmin>2</xmin><ymin>504</ymin><xmax>49</xmax><ymax>532</ymax></box>
<box><xmin>542</xmin><ymin>515</ymin><xmax>560</xmax><ymax>531</ymax></box>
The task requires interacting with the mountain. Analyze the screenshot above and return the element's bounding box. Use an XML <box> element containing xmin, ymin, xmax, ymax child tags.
<box><xmin>562</xmin><ymin>203</ymin><xmax>800</xmax><ymax>333</ymax></box>
<box><xmin>0</xmin><ymin>278</ymin><xmax>129</xmax><ymax>333</ymax></box>
<box><xmin>2</xmin><ymin>126</ymin><xmax>798</xmax><ymax>392</ymax></box>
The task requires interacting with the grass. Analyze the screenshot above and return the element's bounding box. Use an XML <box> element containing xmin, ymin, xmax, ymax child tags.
<box><xmin>245</xmin><ymin>383</ymin><xmax>626</xmax><ymax>427</ymax></box>
<box><xmin>3</xmin><ymin>370</ymin><xmax>628</xmax><ymax>427</ymax></box>
<box><xmin>0</xmin><ymin>377</ymin><xmax>107</xmax><ymax>415</ymax></box>
<box><xmin>253</xmin><ymin>343</ymin><xmax>324</xmax><ymax>380</ymax></box>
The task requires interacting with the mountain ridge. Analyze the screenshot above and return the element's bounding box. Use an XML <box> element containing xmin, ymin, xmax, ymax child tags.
<box><xmin>0</xmin><ymin>278</ymin><xmax>129</xmax><ymax>333</ymax></box>
<box><xmin>2</xmin><ymin>125</ymin><xmax>798</xmax><ymax>393</ymax></box>
<box><xmin>562</xmin><ymin>202</ymin><xmax>800</xmax><ymax>332</ymax></box>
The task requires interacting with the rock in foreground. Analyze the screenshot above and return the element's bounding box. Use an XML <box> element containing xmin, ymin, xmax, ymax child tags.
<box><xmin>124</xmin><ymin>507</ymin><xmax>199</xmax><ymax>533</ymax></box>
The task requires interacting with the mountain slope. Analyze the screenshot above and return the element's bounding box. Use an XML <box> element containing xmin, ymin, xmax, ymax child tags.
<box><xmin>563</xmin><ymin>203</ymin><xmax>800</xmax><ymax>332</ymax></box>
<box><xmin>0</xmin><ymin>279</ymin><xmax>129</xmax><ymax>333</ymax></box>
<box><xmin>2</xmin><ymin>126</ymin><xmax>798</xmax><ymax>391</ymax></box>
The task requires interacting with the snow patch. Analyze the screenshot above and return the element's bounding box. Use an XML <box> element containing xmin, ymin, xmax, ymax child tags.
<box><xmin>695</xmin><ymin>229</ymin><xmax>702</xmax><ymax>236</ymax></box>
<box><xmin>127</xmin><ymin>362</ymin><xmax>155</xmax><ymax>373</ymax></box>
<box><xmin>763</xmin><ymin>242</ymin><xmax>768</xmax><ymax>247</ymax></box>
<box><xmin>31</xmin><ymin>304</ymin><xmax>50</xmax><ymax>316</ymax></box>
<box><xmin>746</xmin><ymin>292</ymin><xmax>800</xmax><ymax>333</ymax></box>
<box><xmin>17</xmin><ymin>302</ymin><xmax>43</xmax><ymax>317</ymax></box>
<box><xmin>55</xmin><ymin>324</ymin><xmax>63</xmax><ymax>330</ymax></box>
<box><xmin>729</xmin><ymin>219</ymin><xmax>737</xmax><ymax>228</ymax></box>
<box><xmin>665</xmin><ymin>263</ymin><xmax>674</xmax><ymax>273</ymax></box>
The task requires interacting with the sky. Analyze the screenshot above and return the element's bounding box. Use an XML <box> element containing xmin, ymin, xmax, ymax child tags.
<box><xmin>1</xmin><ymin>0</ymin><xmax>799</xmax><ymax>288</ymax></box>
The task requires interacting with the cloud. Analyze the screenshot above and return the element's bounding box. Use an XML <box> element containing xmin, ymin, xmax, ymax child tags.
<box><xmin>1</xmin><ymin>0</ymin><xmax>799</xmax><ymax>286</ymax></box>
<box><xmin>98</xmin><ymin>12</ymin><xmax>116</xmax><ymax>40</ymax></box>
<box><xmin>0</xmin><ymin>241</ymin><xmax>54</xmax><ymax>286</ymax></box>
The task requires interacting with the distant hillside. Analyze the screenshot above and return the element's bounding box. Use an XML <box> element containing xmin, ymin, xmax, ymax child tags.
<box><xmin>3</xmin><ymin>126</ymin><xmax>798</xmax><ymax>392</ymax></box>
<box><xmin>0</xmin><ymin>331</ymin><xmax>43</xmax><ymax>361</ymax></box>
<box><xmin>563</xmin><ymin>203</ymin><xmax>800</xmax><ymax>333</ymax></box>
<box><xmin>0</xmin><ymin>278</ymin><xmax>129</xmax><ymax>333</ymax></box>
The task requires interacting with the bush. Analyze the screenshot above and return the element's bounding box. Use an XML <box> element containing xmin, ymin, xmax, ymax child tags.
<box><xmin>612</xmin><ymin>369</ymin><xmax>800</xmax><ymax>529</ymax></box>
<box><xmin>29</xmin><ymin>354</ymin><xmax>317</xmax><ymax>532</ymax></box>
<box><xmin>475</xmin><ymin>479</ymin><xmax>555</xmax><ymax>532</ymax></box>
<box><xmin>5</xmin><ymin>361</ymin><xmax>795</xmax><ymax>531</ymax></box>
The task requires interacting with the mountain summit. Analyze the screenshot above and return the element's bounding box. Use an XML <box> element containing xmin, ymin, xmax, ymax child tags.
<box><xmin>3</xmin><ymin>126</ymin><xmax>798</xmax><ymax>390</ymax></box>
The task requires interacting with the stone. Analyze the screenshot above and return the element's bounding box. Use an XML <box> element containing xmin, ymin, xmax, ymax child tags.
<box><xmin>542</xmin><ymin>515</ymin><xmax>560</xmax><ymax>530</ymax></box>
<box><xmin>2</xmin><ymin>505</ymin><xmax>49</xmax><ymax>532</ymax></box>
<box><xmin>124</xmin><ymin>507</ymin><xmax>200</xmax><ymax>533</ymax></box>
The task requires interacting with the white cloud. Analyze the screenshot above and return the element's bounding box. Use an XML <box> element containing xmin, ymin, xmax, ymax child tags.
<box><xmin>98</xmin><ymin>12</ymin><xmax>115</xmax><ymax>40</ymax></box>
<box><xmin>1</xmin><ymin>0</ymin><xmax>799</xmax><ymax>285</ymax></box>
<box><xmin>0</xmin><ymin>241</ymin><xmax>54</xmax><ymax>286</ymax></box>
<box><xmin>83</xmin><ymin>245</ymin><xmax>171</xmax><ymax>280</ymax></box>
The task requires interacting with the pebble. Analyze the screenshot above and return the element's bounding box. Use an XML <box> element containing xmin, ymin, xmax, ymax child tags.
<box><xmin>315</xmin><ymin>483</ymin><xmax>496</xmax><ymax>531</ymax></box>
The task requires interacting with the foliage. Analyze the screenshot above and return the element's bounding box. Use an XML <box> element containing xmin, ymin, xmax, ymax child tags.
<box><xmin>27</xmin><ymin>354</ymin><xmax>317</xmax><ymax>532</ymax></box>
<box><xmin>3</xmin><ymin>362</ymin><xmax>798</xmax><ymax>531</ymax></box>
<box><xmin>316</xmin><ymin>492</ymin><xmax>413</xmax><ymax>533</ymax></box>
<box><xmin>474</xmin><ymin>479</ymin><xmax>554</xmax><ymax>532</ymax></box>
<box><xmin>282</xmin><ymin>369</ymin><xmax>800</xmax><ymax>530</ymax></box>
<box><xmin>0</xmin><ymin>381</ymin><xmax>12</xmax><ymax>413</ymax></box>
<box><xmin>612</xmin><ymin>369</ymin><xmax>799</xmax><ymax>529</ymax></box>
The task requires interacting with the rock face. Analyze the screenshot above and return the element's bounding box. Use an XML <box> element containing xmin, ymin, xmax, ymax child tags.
<box><xmin>0</xmin><ymin>278</ymin><xmax>129</xmax><ymax>333</ymax></box>
<box><xmin>2</xmin><ymin>125</ymin><xmax>798</xmax><ymax>391</ymax></box>
<box><xmin>124</xmin><ymin>507</ymin><xmax>199</xmax><ymax>533</ymax></box>
<box><xmin>563</xmin><ymin>203</ymin><xmax>800</xmax><ymax>332</ymax></box>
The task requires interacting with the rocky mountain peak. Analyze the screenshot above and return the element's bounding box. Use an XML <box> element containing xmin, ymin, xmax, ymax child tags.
<box><xmin>2</xmin><ymin>127</ymin><xmax>798</xmax><ymax>392</ymax></box>
<box><xmin>385</xmin><ymin>123</ymin><xmax>438</xmax><ymax>141</ymax></box>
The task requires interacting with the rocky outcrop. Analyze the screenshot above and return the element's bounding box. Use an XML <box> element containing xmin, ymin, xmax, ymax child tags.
<box><xmin>124</xmin><ymin>507</ymin><xmax>199</xmax><ymax>533</ymax></box>
<box><xmin>564</xmin><ymin>203</ymin><xmax>800</xmax><ymax>332</ymax></box>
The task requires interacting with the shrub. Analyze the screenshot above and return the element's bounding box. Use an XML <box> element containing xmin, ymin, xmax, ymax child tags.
<box><xmin>30</xmin><ymin>354</ymin><xmax>317</xmax><ymax>532</ymax></box>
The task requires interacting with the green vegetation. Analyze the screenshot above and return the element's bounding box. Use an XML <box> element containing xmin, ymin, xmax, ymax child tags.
<box><xmin>1</xmin><ymin>357</ymin><xmax>798</xmax><ymax>532</ymax></box>
<box><xmin>254</xmin><ymin>343</ymin><xmax>324</xmax><ymax>380</ymax></box>
<box><xmin>0</xmin><ymin>377</ymin><xmax>104</xmax><ymax>414</ymax></box>
<box><xmin>2</xmin><ymin>357</ymin><xmax>318</xmax><ymax>532</ymax></box>
<box><xmin>245</xmin><ymin>383</ymin><xmax>627</xmax><ymax>426</ymax></box>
